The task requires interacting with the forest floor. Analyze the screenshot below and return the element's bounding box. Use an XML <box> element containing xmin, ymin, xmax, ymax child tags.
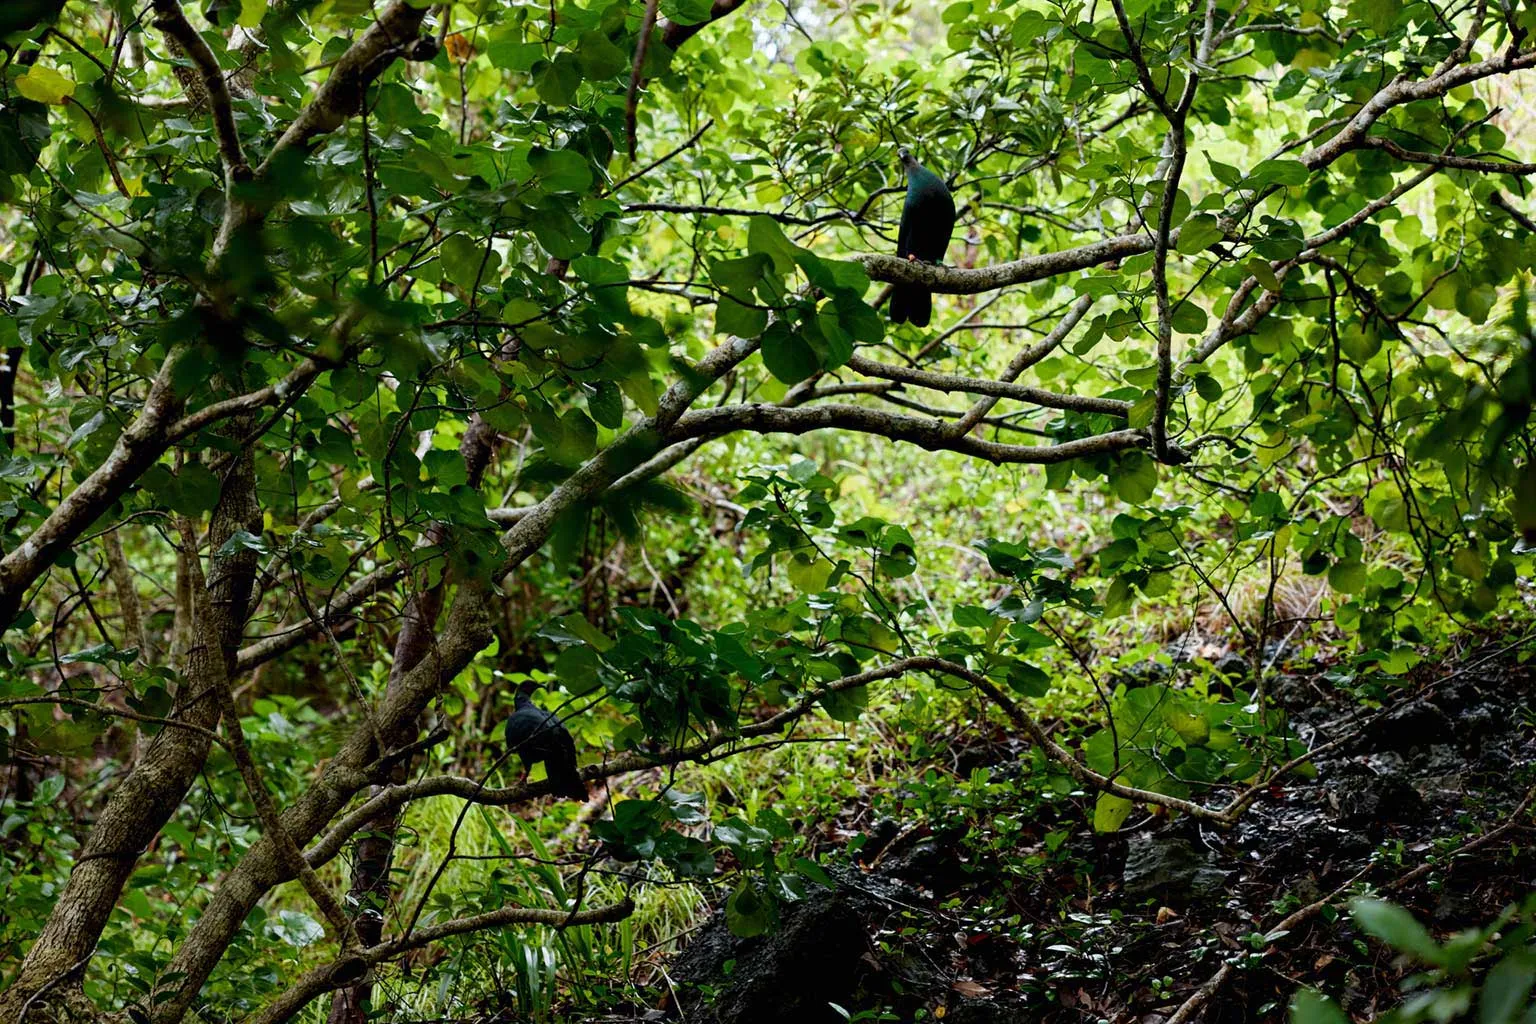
<box><xmin>637</xmin><ymin>637</ymin><xmax>1536</xmax><ymax>1024</ymax></box>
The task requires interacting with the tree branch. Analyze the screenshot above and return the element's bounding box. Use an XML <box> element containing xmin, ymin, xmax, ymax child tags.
<box><xmin>150</xmin><ymin>0</ymin><xmax>250</xmax><ymax>181</ymax></box>
<box><xmin>842</xmin><ymin>352</ymin><xmax>1129</xmax><ymax>416</ymax></box>
<box><xmin>246</xmin><ymin>898</ymin><xmax>635</xmax><ymax>1024</ymax></box>
<box><xmin>659</xmin><ymin>0</ymin><xmax>749</xmax><ymax>49</ymax></box>
<box><xmin>671</xmin><ymin>403</ymin><xmax>1174</xmax><ymax>464</ymax></box>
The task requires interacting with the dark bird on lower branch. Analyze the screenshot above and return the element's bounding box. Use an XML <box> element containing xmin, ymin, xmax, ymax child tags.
<box><xmin>504</xmin><ymin>692</ymin><xmax>588</xmax><ymax>801</ymax></box>
<box><xmin>890</xmin><ymin>147</ymin><xmax>957</xmax><ymax>328</ymax></box>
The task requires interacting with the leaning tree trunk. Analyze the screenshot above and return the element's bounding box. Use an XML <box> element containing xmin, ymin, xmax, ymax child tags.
<box><xmin>326</xmin><ymin>416</ymin><xmax>498</xmax><ymax>1024</ymax></box>
<box><xmin>0</xmin><ymin>416</ymin><xmax>262</xmax><ymax>1022</ymax></box>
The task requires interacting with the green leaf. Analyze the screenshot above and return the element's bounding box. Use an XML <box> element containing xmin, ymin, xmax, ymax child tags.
<box><xmin>530</xmin><ymin>204</ymin><xmax>590</xmax><ymax>260</ymax></box>
<box><xmin>709</xmin><ymin>254</ymin><xmax>771</xmax><ymax>301</ymax></box>
<box><xmin>620</xmin><ymin>369</ymin><xmax>658</xmax><ymax>416</ymax></box>
<box><xmin>533</xmin><ymin>54</ymin><xmax>583</xmax><ymax>106</ymax></box>
<box><xmin>269</xmin><ymin>910</ymin><xmax>324</xmax><ymax>947</ymax></box>
<box><xmin>1113</xmin><ymin>451</ymin><xmax>1158</xmax><ymax>504</ymax></box>
<box><xmin>1170</xmin><ymin>301</ymin><xmax>1208</xmax><ymax>334</ymax></box>
<box><xmin>818</xmin><ymin>684</ymin><xmax>868</xmax><ymax>722</ymax></box>
<box><xmin>528</xmin><ymin>148</ymin><xmax>593</xmax><ymax>193</ymax></box>
<box><xmin>238</xmin><ymin>0</ymin><xmax>267</xmax><ymax>27</ymax></box>
<box><xmin>1480</xmin><ymin>952</ymin><xmax>1535</xmax><ymax>1024</ymax></box>
<box><xmin>15</xmin><ymin>67</ymin><xmax>75</xmax><ymax>105</ymax></box>
<box><xmin>170</xmin><ymin>461</ymin><xmax>220</xmax><ymax>516</ymax></box>
<box><xmin>1175</xmin><ymin>214</ymin><xmax>1223</xmax><ymax>254</ymax></box>
<box><xmin>1451</xmin><ymin>547</ymin><xmax>1485</xmax><ymax>581</ymax></box>
<box><xmin>716</xmin><ymin>296</ymin><xmax>767</xmax><ymax>338</ymax></box>
<box><xmin>785</xmin><ymin>551</ymin><xmax>833</xmax><ymax>591</ymax></box>
<box><xmin>747</xmin><ymin>215</ymin><xmax>799</xmax><ymax>275</ymax></box>
<box><xmin>440</xmin><ymin>234</ymin><xmax>495</xmax><ymax>289</ymax></box>
<box><xmin>555</xmin><ymin>645</ymin><xmax>602</xmax><ymax>694</ymax></box>
<box><xmin>1350</xmin><ymin>898</ymin><xmax>1443</xmax><ymax>964</ymax></box>
<box><xmin>1327</xmin><ymin>559</ymin><xmax>1366</xmax><ymax>594</ymax></box>
<box><xmin>952</xmin><ymin>604</ymin><xmax>994</xmax><ymax>629</ymax></box>
<box><xmin>660</xmin><ymin>0</ymin><xmax>713</xmax><ymax>26</ymax></box>
<box><xmin>574</xmin><ymin>30</ymin><xmax>629</xmax><ymax>80</ymax></box>
<box><xmin>489</xmin><ymin>38</ymin><xmax>544</xmax><ymax>71</ymax></box>
<box><xmin>725</xmin><ymin>881</ymin><xmax>774</xmax><ymax>937</ymax></box>
<box><xmin>1247</xmin><ymin>159</ymin><xmax>1309</xmax><ymax>187</ymax></box>
<box><xmin>1365</xmin><ymin>483</ymin><xmax>1408</xmax><ymax>531</ymax></box>
<box><xmin>1208</xmin><ymin>158</ymin><xmax>1243</xmax><ymax>187</ymax></box>
<box><xmin>588</xmin><ymin>381</ymin><xmax>623</xmax><ymax>429</ymax></box>
<box><xmin>1289</xmin><ymin>989</ymin><xmax>1348</xmax><ymax>1024</ymax></box>
<box><xmin>1164</xmin><ymin>706</ymin><xmax>1210</xmax><ymax>746</ymax></box>
<box><xmin>1193</xmin><ymin>373</ymin><xmax>1223</xmax><ymax>401</ymax></box>
<box><xmin>760</xmin><ymin>323</ymin><xmax>820</xmax><ymax>384</ymax></box>
<box><xmin>1092</xmin><ymin>793</ymin><xmax>1133</xmax><ymax>832</ymax></box>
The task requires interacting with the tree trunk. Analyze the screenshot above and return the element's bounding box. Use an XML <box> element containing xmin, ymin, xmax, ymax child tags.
<box><xmin>146</xmin><ymin>586</ymin><xmax>496</xmax><ymax>1024</ymax></box>
<box><xmin>327</xmin><ymin>416</ymin><xmax>496</xmax><ymax>1024</ymax></box>
<box><xmin>0</xmin><ymin>421</ymin><xmax>262</xmax><ymax>1022</ymax></box>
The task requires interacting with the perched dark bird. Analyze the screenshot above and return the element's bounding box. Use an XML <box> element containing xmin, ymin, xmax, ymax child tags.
<box><xmin>504</xmin><ymin>692</ymin><xmax>587</xmax><ymax>801</ymax></box>
<box><xmin>890</xmin><ymin>147</ymin><xmax>957</xmax><ymax>328</ymax></box>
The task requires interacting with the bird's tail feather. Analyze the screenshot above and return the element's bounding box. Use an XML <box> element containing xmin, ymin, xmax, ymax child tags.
<box><xmin>890</xmin><ymin>286</ymin><xmax>932</xmax><ymax>328</ymax></box>
<box><xmin>549</xmin><ymin>761</ymin><xmax>588</xmax><ymax>802</ymax></box>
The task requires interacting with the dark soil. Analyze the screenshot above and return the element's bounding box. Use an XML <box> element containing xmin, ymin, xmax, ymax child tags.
<box><xmin>657</xmin><ymin>642</ymin><xmax>1536</xmax><ymax>1023</ymax></box>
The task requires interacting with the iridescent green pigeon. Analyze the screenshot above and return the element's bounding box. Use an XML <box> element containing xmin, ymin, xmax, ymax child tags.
<box><xmin>890</xmin><ymin>147</ymin><xmax>957</xmax><ymax>328</ymax></box>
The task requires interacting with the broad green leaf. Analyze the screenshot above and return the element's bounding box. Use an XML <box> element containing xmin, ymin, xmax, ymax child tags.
<box><xmin>16</xmin><ymin>67</ymin><xmax>74</xmax><ymax>105</ymax></box>
<box><xmin>1479</xmin><ymin>952</ymin><xmax>1536</xmax><ymax>1024</ymax></box>
<box><xmin>530</xmin><ymin>204</ymin><xmax>590</xmax><ymax>260</ymax></box>
<box><xmin>533</xmin><ymin>55</ymin><xmax>582</xmax><ymax>106</ymax></box>
<box><xmin>238</xmin><ymin>0</ymin><xmax>267</xmax><ymax>27</ymax></box>
<box><xmin>1175</xmin><ymin>214</ymin><xmax>1223</xmax><ymax>254</ymax></box>
<box><xmin>716</xmin><ymin>296</ymin><xmax>767</xmax><ymax>338</ymax></box>
<box><xmin>1092</xmin><ymin>793</ymin><xmax>1133</xmax><ymax>832</ymax></box>
<box><xmin>1113</xmin><ymin>452</ymin><xmax>1158</xmax><ymax>504</ymax></box>
<box><xmin>528</xmin><ymin>148</ymin><xmax>593</xmax><ymax>194</ymax></box>
<box><xmin>1327</xmin><ymin>559</ymin><xmax>1366</xmax><ymax>594</ymax></box>
<box><xmin>725</xmin><ymin>881</ymin><xmax>774</xmax><ymax>937</ymax></box>
<box><xmin>1247</xmin><ymin>159</ymin><xmax>1309</xmax><ymax>187</ymax></box>
<box><xmin>1289</xmin><ymin>989</ymin><xmax>1348</xmax><ymax>1024</ymax></box>
<box><xmin>747</xmin><ymin>215</ymin><xmax>799</xmax><ymax>275</ymax></box>
<box><xmin>574</xmin><ymin>30</ymin><xmax>629</xmax><ymax>80</ymax></box>
<box><xmin>1350</xmin><ymin>898</ymin><xmax>1443</xmax><ymax>964</ymax></box>
<box><xmin>760</xmin><ymin>323</ymin><xmax>820</xmax><ymax>384</ymax></box>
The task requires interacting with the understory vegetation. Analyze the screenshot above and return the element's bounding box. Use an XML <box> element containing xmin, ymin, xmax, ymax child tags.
<box><xmin>0</xmin><ymin>0</ymin><xmax>1534</xmax><ymax>1022</ymax></box>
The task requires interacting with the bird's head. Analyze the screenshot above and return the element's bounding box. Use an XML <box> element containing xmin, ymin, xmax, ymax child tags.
<box><xmin>897</xmin><ymin>147</ymin><xmax>916</xmax><ymax>169</ymax></box>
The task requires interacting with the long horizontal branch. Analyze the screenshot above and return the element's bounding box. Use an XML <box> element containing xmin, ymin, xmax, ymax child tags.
<box><xmin>167</xmin><ymin>360</ymin><xmax>325</xmax><ymax>444</ymax></box>
<box><xmin>843</xmin><ymin>353</ymin><xmax>1129</xmax><ymax>416</ymax></box>
<box><xmin>0</xmin><ymin>354</ymin><xmax>181</xmax><ymax>630</ymax></box>
<box><xmin>261</xmin><ymin>3</ymin><xmax>430</xmax><ymax>176</ymax></box>
<box><xmin>625</xmin><ymin>202</ymin><xmax>871</xmax><ymax>226</ymax></box>
<box><xmin>860</xmin><ymin>233</ymin><xmax>1151</xmax><ymax>294</ymax></box>
<box><xmin>497</xmin><ymin>334</ymin><xmax>763</xmax><ymax>576</ymax></box>
<box><xmin>0</xmin><ymin>352</ymin><xmax>332</xmax><ymax>635</ymax></box>
<box><xmin>1300</xmin><ymin>45</ymin><xmax>1536</xmax><ymax>170</ymax></box>
<box><xmin>915</xmin><ymin>657</ymin><xmax>1229</xmax><ymax>822</ymax></box>
<box><xmin>670</xmin><ymin>403</ymin><xmax>1169</xmax><ymax>464</ymax></box>
<box><xmin>1186</xmin><ymin>161</ymin><xmax>1440</xmax><ymax>365</ymax></box>
<box><xmin>1357</xmin><ymin>135</ymin><xmax>1536</xmax><ymax>175</ymax></box>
